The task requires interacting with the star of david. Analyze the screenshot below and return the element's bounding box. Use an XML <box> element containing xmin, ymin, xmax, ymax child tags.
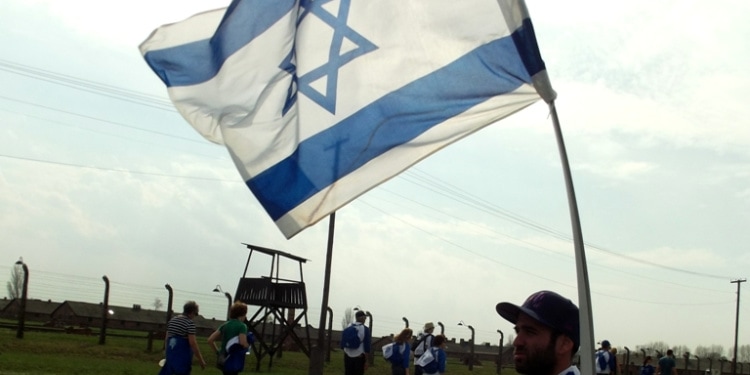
<box><xmin>281</xmin><ymin>0</ymin><xmax>378</xmax><ymax>115</ymax></box>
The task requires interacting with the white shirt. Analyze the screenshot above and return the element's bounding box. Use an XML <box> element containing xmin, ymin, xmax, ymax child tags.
<box><xmin>560</xmin><ymin>365</ymin><xmax>581</xmax><ymax>375</ymax></box>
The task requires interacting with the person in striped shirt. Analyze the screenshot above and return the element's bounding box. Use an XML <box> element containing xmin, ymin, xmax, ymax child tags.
<box><xmin>160</xmin><ymin>301</ymin><xmax>206</xmax><ymax>374</ymax></box>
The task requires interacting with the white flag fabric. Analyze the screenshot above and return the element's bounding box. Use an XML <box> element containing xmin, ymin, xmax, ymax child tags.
<box><xmin>140</xmin><ymin>0</ymin><xmax>555</xmax><ymax>239</ymax></box>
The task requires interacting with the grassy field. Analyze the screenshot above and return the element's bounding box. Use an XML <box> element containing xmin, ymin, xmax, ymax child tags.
<box><xmin>0</xmin><ymin>328</ymin><xmax>518</xmax><ymax>375</ymax></box>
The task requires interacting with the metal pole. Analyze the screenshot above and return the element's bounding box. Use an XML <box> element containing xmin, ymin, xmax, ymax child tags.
<box><xmin>459</xmin><ymin>322</ymin><xmax>474</xmax><ymax>371</ymax></box>
<box><xmin>15</xmin><ymin>260</ymin><xmax>28</xmax><ymax>339</ymax></box>
<box><xmin>326</xmin><ymin>306</ymin><xmax>333</xmax><ymax>363</ymax></box>
<box><xmin>624</xmin><ymin>347</ymin><xmax>630</xmax><ymax>375</ymax></box>
<box><xmin>402</xmin><ymin>317</ymin><xmax>409</xmax><ymax>328</ymax></box>
<box><xmin>438</xmin><ymin>322</ymin><xmax>444</xmax><ymax>335</ymax></box>
<box><xmin>224</xmin><ymin>292</ymin><xmax>232</xmax><ymax>320</ymax></box>
<box><xmin>549</xmin><ymin>102</ymin><xmax>595</xmax><ymax>375</ymax></box>
<box><xmin>695</xmin><ymin>355</ymin><xmax>700</xmax><ymax>374</ymax></box>
<box><xmin>731</xmin><ymin>279</ymin><xmax>745</xmax><ymax>375</ymax></box>
<box><xmin>309</xmin><ymin>213</ymin><xmax>336</xmax><ymax>375</ymax></box>
<box><xmin>468</xmin><ymin>325</ymin><xmax>475</xmax><ymax>371</ymax></box>
<box><xmin>99</xmin><ymin>275</ymin><xmax>110</xmax><ymax>345</ymax></box>
<box><xmin>496</xmin><ymin>329</ymin><xmax>504</xmax><ymax>375</ymax></box>
<box><xmin>165</xmin><ymin>284</ymin><xmax>173</xmax><ymax>325</ymax></box>
<box><xmin>366</xmin><ymin>311</ymin><xmax>374</xmax><ymax>366</ymax></box>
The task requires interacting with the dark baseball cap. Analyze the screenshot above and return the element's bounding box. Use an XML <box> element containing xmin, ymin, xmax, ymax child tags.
<box><xmin>496</xmin><ymin>290</ymin><xmax>580</xmax><ymax>351</ymax></box>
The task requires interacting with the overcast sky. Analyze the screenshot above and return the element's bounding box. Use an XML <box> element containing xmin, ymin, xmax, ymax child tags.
<box><xmin>1</xmin><ymin>0</ymin><xmax>749</xmax><ymax>355</ymax></box>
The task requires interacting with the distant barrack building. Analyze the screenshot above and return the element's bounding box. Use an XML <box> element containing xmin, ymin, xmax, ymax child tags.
<box><xmin>0</xmin><ymin>297</ymin><xmax>222</xmax><ymax>336</ymax></box>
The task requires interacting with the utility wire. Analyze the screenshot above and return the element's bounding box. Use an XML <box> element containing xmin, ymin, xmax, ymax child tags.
<box><xmin>400</xmin><ymin>168</ymin><xmax>734</xmax><ymax>281</ymax></box>
<box><xmin>0</xmin><ymin>59</ymin><xmax>740</xmax><ymax>286</ymax></box>
<box><xmin>0</xmin><ymin>153</ymin><xmax>238</xmax><ymax>182</ymax></box>
<box><xmin>0</xmin><ymin>59</ymin><xmax>175</xmax><ymax>111</ymax></box>
<box><xmin>0</xmin><ymin>95</ymin><xmax>204</xmax><ymax>144</ymax></box>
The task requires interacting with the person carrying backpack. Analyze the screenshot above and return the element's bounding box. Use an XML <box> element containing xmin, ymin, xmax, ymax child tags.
<box><xmin>640</xmin><ymin>356</ymin><xmax>655</xmax><ymax>375</ymax></box>
<box><xmin>412</xmin><ymin>322</ymin><xmax>435</xmax><ymax>375</ymax></box>
<box><xmin>385</xmin><ymin>328</ymin><xmax>413</xmax><ymax>375</ymax></box>
<box><xmin>207</xmin><ymin>302</ymin><xmax>253</xmax><ymax>375</ymax></box>
<box><xmin>419</xmin><ymin>334</ymin><xmax>447</xmax><ymax>375</ymax></box>
<box><xmin>341</xmin><ymin>310</ymin><xmax>371</xmax><ymax>375</ymax></box>
<box><xmin>595</xmin><ymin>340</ymin><xmax>617</xmax><ymax>375</ymax></box>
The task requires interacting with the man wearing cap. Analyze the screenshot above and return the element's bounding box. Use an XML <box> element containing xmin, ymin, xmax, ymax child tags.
<box><xmin>496</xmin><ymin>290</ymin><xmax>580</xmax><ymax>375</ymax></box>
<box><xmin>343</xmin><ymin>311</ymin><xmax>371</xmax><ymax>375</ymax></box>
<box><xmin>595</xmin><ymin>340</ymin><xmax>617</xmax><ymax>375</ymax></box>
<box><xmin>412</xmin><ymin>322</ymin><xmax>435</xmax><ymax>375</ymax></box>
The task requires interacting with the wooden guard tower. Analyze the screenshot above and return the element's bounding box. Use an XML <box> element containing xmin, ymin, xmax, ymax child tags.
<box><xmin>234</xmin><ymin>243</ymin><xmax>311</xmax><ymax>370</ymax></box>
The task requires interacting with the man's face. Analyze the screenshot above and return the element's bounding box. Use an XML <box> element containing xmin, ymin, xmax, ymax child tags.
<box><xmin>512</xmin><ymin>313</ymin><xmax>558</xmax><ymax>375</ymax></box>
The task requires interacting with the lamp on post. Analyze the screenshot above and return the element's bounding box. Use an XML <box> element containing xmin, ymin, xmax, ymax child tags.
<box><xmin>437</xmin><ymin>321</ymin><xmax>445</xmax><ymax>335</ymax></box>
<box><xmin>402</xmin><ymin>317</ymin><xmax>409</xmax><ymax>328</ymax></box>
<box><xmin>14</xmin><ymin>259</ymin><xmax>29</xmax><ymax>339</ymax></box>
<box><xmin>496</xmin><ymin>329</ymin><xmax>504</xmax><ymax>375</ymax></box>
<box><xmin>212</xmin><ymin>285</ymin><xmax>232</xmax><ymax>320</ymax></box>
<box><xmin>458</xmin><ymin>321</ymin><xmax>475</xmax><ymax>371</ymax></box>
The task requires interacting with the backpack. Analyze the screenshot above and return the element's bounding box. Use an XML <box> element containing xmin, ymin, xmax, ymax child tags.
<box><xmin>384</xmin><ymin>343</ymin><xmax>404</xmax><ymax>364</ymax></box>
<box><xmin>417</xmin><ymin>347</ymin><xmax>439</xmax><ymax>373</ymax></box>
<box><xmin>383</xmin><ymin>343</ymin><xmax>395</xmax><ymax>360</ymax></box>
<box><xmin>412</xmin><ymin>333</ymin><xmax>433</xmax><ymax>355</ymax></box>
<box><xmin>595</xmin><ymin>350</ymin><xmax>609</xmax><ymax>373</ymax></box>
<box><xmin>341</xmin><ymin>324</ymin><xmax>361</xmax><ymax>349</ymax></box>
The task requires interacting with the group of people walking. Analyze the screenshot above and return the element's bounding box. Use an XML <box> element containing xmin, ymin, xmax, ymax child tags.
<box><xmin>165</xmin><ymin>289</ymin><xmax>685</xmax><ymax>375</ymax></box>
<box><xmin>159</xmin><ymin>301</ymin><xmax>253</xmax><ymax>375</ymax></box>
<box><xmin>340</xmin><ymin>289</ymin><xmax>583</xmax><ymax>375</ymax></box>
<box><xmin>341</xmin><ymin>313</ymin><xmax>447</xmax><ymax>375</ymax></box>
<box><xmin>595</xmin><ymin>337</ymin><xmax>680</xmax><ymax>375</ymax></box>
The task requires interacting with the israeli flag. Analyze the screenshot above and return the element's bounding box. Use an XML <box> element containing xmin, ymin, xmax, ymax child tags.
<box><xmin>140</xmin><ymin>0</ymin><xmax>554</xmax><ymax>238</ymax></box>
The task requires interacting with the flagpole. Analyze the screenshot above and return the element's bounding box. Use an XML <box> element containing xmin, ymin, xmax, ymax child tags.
<box><xmin>309</xmin><ymin>212</ymin><xmax>336</xmax><ymax>375</ymax></box>
<box><xmin>548</xmin><ymin>101</ymin><xmax>595</xmax><ymax>375</ymax></box>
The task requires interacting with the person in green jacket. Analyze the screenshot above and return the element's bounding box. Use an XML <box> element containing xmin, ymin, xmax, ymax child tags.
<box><xmin>208</xmin><ymin>302</ymin><xmax>252</xmax><ymax>375</ymax></box>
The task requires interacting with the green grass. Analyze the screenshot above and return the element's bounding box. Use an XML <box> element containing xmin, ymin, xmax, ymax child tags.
<box><xmin>0</xmin><ymin>328</ymin><xmax>518</xmax><ymax>375</ymax></box>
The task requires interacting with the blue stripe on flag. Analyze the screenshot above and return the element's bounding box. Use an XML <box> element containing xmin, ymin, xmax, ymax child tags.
<box><xmin>143</xmin><ymin>0</ymin><xmax>295</xmax><ymax>87</ymax></box>
<box><xmin>511</xmin><ymin>18</ymin><xmax>546</xmax><ymax>77</ymax></box>
<box><xmin>248</xmin><ymin>34</ymin><xmax>532</xmax><ymax>220</ymax></box>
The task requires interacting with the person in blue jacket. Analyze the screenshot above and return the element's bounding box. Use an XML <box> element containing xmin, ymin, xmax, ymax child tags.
<box><xmin>640</xmin><ymin>356</ymin><xmax>655</xmax><ymax>375</ymax></box>
<box><xmin>388</xmin><ymin>328</ymin><xmax>413</xmax><ymax>375</ymax></box>
<box><xmin>342</xmin><ymin>310</ymin><xmax>371</xmax><ymax>375</ymax></box>
<box><xmin>421</xmin><ymin>334</ymin><xmax>447</xmax><ymax>375</ymax></box>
